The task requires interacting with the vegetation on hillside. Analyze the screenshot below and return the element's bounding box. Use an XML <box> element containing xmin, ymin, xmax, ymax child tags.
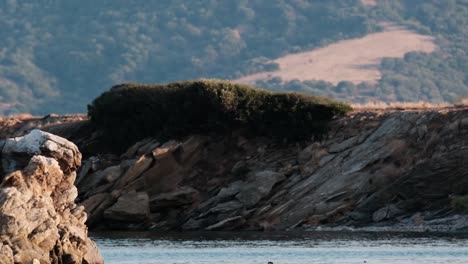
<box><xmin>0</xmin><ymin>0</ymin><xmax>374</xmax><ymax>114</ymax></box>
<box><xmin>374</xmin><ymin>0</ymin><xmax>468</xmax><ymax>103</ymax></box>
<box><xmin>88</xmin><ymin>80</ymin><xmax>351</xmax><ymax>150</ymax></box>
<box><xmin>0</xmin><ymin>0</ymin><xmax>466</xmax><ymax>114</ymax></box>
<box><xmin>258</xmin><ymin>0</ymin><xmax>468</xmax><ymax>104</ymax></box>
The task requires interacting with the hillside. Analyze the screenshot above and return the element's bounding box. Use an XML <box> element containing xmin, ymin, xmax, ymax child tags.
<box><xmin>0</xmin><ymin>1</ymin><xmax>467</xmax><ymax>114</ymax></box>
<box><xmin>236</xmin><ymin>23</ymin><xmax>436</xmax><ymax>85</ymax></box>
<box><xmin>0</xmin><ymin>1</ymin><xmax>374</xmax><ymax>114</ymax></box>
<box><xmin>256</xmin><ymin>0</ymin><xmax>468</xmax><ymax>104</ymax></box>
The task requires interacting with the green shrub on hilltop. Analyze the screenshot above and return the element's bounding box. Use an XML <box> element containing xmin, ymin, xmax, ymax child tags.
<box><xmin>88</xmin><ymin>80</ymin><xmax>351</xmax><ymax>150</ymax></box>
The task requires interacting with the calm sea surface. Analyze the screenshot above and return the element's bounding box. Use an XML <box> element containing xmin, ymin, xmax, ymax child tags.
<box><xmin>93</xmin><ymin>231</ymin><xmax>468</xmax><ymax>264</ymax></box>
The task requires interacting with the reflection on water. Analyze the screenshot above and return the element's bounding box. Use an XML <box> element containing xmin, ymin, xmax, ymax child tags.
<box><xmin>93</xmin><ymin>231</ymin><xmax>468</xmax><ymax>264</ymax></box>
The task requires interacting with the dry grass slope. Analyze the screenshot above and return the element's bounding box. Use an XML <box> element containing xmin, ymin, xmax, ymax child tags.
<box><xmin>236</xmin><ymin>24</ymin><xmax>437</xmax><ymax>85</ymax></box>
<box><xmin>361</xmin><ymin>0</ymin><xmax>377</xmax><ymax>6</ymax></box>
<box><xmin>352</xmin><ymin>99</ymin><xmax>468</xmax><ymax>111</ymax></box>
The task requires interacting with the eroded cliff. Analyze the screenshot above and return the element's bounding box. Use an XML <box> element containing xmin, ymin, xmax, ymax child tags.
<box><xmin>0</xmin><ymin>129</ymin><xmax>103</xmax><ymax>264</ymax></box>
<box><xmin>1</xmin><ymin>107</ymin><xmax>468</xmax><ymax>233</ymax></box>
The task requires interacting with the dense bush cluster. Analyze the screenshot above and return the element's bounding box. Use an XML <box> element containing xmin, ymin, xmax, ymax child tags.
<box><xmin>88</xmin><ymin>80</ymin><xmax>351</xmax><ymax>149</ymax></box>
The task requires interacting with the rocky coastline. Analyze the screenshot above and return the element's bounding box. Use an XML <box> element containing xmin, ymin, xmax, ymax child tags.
<box><xmin>0</xmin><ymin>129</ymin><xmax>103</xmax><ymax>263</ymax></box>
<box><xmin>1</xmin><ymin>107</ymin><xmax>468</xmax><ymax>236</ymax></box>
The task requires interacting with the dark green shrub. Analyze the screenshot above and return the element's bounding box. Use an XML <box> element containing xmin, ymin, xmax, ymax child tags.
<box><xmin>452</xmin><ymin>195</ymin><xmax>468</xmax><ymax>213</ymax></box>
<box><xmin>88</xmin><ymin>80</ymin><xmax>352</xmax><ymax>151</ymax></box>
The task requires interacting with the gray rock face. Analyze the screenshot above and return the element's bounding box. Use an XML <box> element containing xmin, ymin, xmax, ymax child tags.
<box><xmin>236</xmin><ymin>170</ymin><xmax>285</xmax><ymax>208</ymax></box>
<box><xmin>104</xmin><ymin>192</ymin><xmax>150</xmax><ymax>222</ymax></box>
<box><xmin>209</xmin><ymin>200</ymin><xmax>243</xmax><ymax>214</ymax></box>
<box><xmin>460</xmin><ymin>117</ymin><xmax>468</xmax><ymax>129</ymax></box>
<box><xmin>235</xmin><ymin>185</ymin><xmax>263</xmax><ymax>208</ymax></box>
<box><xmin>150</xmin><ymin>187</ymin><xmax>198</xmax><ymax>210</ymax></box>
<box><xmin>0</xmin><ymin>130</ymin><xmax>103</xmax><ymax>264</ymax></box>
<box><xmin>9</xmin><ymin>109</ymin><xmax>466</xmax><ymax>233</ymax></box>
<box><xmin>206</xmin><ymin>216</ymin><xmax>244</xmax><ymax>231</ymax></box>
<box><xmin>372</xmin><ymin>205</ymin><xmax>403</xmax><ymax>222</ymax></box>
<box><xmin>216</xmin><ymin>181</ymin><xmax>246</xmax><ymax>199</ymax></box>
<box><xmin>328</xmin><ymin>136</ymin><xmax>358</xmax><ymax>153</ymax></box>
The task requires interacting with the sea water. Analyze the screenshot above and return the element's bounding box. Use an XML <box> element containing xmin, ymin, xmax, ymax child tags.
<box><xmin>93</xmin><ymin>231</ymin><xmax>468</xmax><ymax>264</ymax></box>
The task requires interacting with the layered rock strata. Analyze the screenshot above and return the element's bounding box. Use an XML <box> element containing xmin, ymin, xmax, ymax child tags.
<box><xmin>1</xmin><ymin>107</ymin><xmax>468</xmax><ymax>232</ymax></box>
<box><xmin>74</xmin><ymin>108</ymin><xmax>468</xmax><ymax>232</ymax></box>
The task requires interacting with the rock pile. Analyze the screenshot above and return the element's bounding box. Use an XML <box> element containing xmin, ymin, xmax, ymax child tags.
<box><xmin>0</xmin><ymin>130</ymin><xmax>103</xmax><ymax>264</ymax></box>
<box><xmin>75</xmin><ymin>108</ymin><xmax>468</xmax><ymax>232</ymax></box>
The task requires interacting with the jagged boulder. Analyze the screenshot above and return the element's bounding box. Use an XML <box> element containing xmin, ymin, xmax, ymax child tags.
<box><xmin>0</xmin><ymin>129</ymin><xmax>103</xmax><ymax>264</ymax></box>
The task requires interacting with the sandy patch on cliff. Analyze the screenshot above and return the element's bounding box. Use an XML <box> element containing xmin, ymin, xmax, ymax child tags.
<box><xmin>235</xmin><ymin>24</ymin><xmax>437</xmax><ymax>85</ymax></box>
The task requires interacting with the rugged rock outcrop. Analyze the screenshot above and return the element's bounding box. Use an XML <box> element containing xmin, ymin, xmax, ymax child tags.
<box><xmin>2</xmin><ymin>107</ymin><xmax>468</xmax><ymax>232</ymax></box>
<box><xmin>0</xmin><ymin>130</ymin><xmax>103</xmax><ymax>264</ymax></box>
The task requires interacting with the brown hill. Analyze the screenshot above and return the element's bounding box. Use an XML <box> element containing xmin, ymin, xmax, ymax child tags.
<box><xmin>236</xmin><ymin>23</ymin><xmax>436</xmax><ymax>85</ymax></box>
